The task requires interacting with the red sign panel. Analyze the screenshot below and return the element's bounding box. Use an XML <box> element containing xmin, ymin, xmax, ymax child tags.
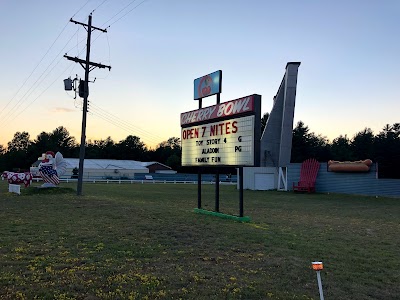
<box><xmin>181</xmin><ymin>95</ymin><xmax>254</xmax><ymax>126</ymax></box>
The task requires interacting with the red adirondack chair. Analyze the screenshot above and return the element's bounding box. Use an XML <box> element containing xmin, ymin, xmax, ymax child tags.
<box><xmin>293</xmin><ymin>158</ymin><xmax>320</xmax><ymax>193</ymax></box>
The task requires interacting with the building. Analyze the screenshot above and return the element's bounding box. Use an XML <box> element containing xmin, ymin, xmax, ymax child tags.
<box><xmin>31</xmin><ymin>157</ymin><xmax>175</xmax><ymax>179</ymax></box>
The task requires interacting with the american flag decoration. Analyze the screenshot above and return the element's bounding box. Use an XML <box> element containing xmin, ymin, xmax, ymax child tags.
<box><xmin>39</xmin><ymin>165</ymin><xmax>60</xmax><ymax>185</ymax></box>
<box><xmin>38</xmin><ymin>151</ymin><xmax>67</xmax><ymax>187</ymax></box>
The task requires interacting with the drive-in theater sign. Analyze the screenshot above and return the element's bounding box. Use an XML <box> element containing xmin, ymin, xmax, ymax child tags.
<box><xmin>181</xmin><ymin>95</ymin><xmax>261</xmax><ymax>167</ymax></box>
<box><xmin>182</xmin><ymin>70</ymin><xmax>261</xmax><ymax>220</ymax></box>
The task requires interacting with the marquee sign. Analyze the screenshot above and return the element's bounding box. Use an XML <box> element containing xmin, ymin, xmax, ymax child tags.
<box><xmin>182</xmin><ymin>115</ymin><xmax>255</xmax><ymax>166</ymax></box>
<box><xmin>181</xmin><ymin>95</ymin><xmax>254</xmax><ymax>126</ymax></box>
<box><xmin>181</xmin><ymin>94</ymin><xmax>261</xmax><ymax>167</ymax></box>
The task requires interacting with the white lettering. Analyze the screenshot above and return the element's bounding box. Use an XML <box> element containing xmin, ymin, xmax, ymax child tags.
<box><xmin>182</xmin><ymin>96</ymin><xmax>252</xmax><ymax>125</ymax></box>
<box><xmin>224</xmin><ymin>102</ymin><xmax>234</xmax><ymax>115</ymax></box>
<box><xmin>217</xmin><ymin>104</ymin><xmax>224</xmax><ymax>117</ymax></box>
<box><xmin>232</xmin><ymin>97</ymin><xmax>250</xmax><ymax>114</ymax></box>
<box><xmin>207</xmin><ymin>106</ymin><xmax>217</xmax><ymax>119</ymax></box>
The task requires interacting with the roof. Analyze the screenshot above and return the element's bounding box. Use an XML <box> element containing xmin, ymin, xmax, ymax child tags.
<box><xmin>31</xmin><ymin>160</ymin><xmax>41</xmax><ymax>167</ymax></box>
<box><xmin>63</xmin><ymin>159</ymin><xmax>149</xmax><ymax>170</ymax></box>
<box><xmin>140</xmin><ymin>161</ymin><xmax>171</xmax><ymax>169</ymax></box>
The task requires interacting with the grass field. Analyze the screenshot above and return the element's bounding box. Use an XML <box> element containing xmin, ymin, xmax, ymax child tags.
<box><xmin>0</xmin><ymin>180</ymin><xmax>399</xmax><ymax>300</ymax></box>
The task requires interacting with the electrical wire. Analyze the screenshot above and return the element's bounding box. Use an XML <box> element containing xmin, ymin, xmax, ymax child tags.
<box><xmin>2</xmin><ymin>0</ymin><xmax>155</xmax><ymax>144</ymax></box>
<box><xmin>0</xmin><ymin>29</ymin><xmax>79</xmax><ymax>126</ymax></box>
<box><xmin>63</xmin><ymin>70</ymin><xmax>165</xmax><ymax>145</ymax></box>
<box><xmin>68</xmin><ymin>97</ymin><xmax>165</xmax><ymax>146</ymax></box>
<box><xmin>72</xmin><ymin>99</ymin><xmax>166</xmax><ymax>145</ymax></box>
<box><xmin>93</xmin><ymin>31</ymin><xmax>112</xmax><ymax>80</ymax></box>
<box><xmin>0</xmin><ymin>0</ymin><xmax>98</xmax><ymax>124</ymax></box>
<box><xmin>7</xmin><ymin>63</ymin><xmax>76</xmax><ymax>124</ymax></box>
<box><xmin>107</xmin><ymin>0</ymin><xmax>149</xmax><ymax>28</ymax></box>
<box><xmin>76</xmin><ymin>26</ymin><xmax>80</xmax><ymax>57</ymax></box>
<box><xmin>91</xmin><ymin>0</ymin><xmax>109</xmax><ymax>14</ymax></box>
<box><xmin>88</xmin><ymin>107</ymin><xmax>162</xmax><ymax>146</ymax></box>
<box><xmin>100</xmin><ymin>0</ymin><xmax>149</xmax><ymax>29</ymax></box>
<box><xmin>106</xmin><ymin>31</ymin><xmax>111</xmax><ymax>64</ymax></box>
<box><xmin>2</xmin><ymin>16</ymin><xmax>107</xmax><ymax>126</ymax></box>
<box><xmin>89</xmin><ymin>102</ymin><xmax>164</xmax><ymax>140</ymax></box>
<box><xmin>0</xmin><ymin>0</ymin><xmax>92</xmax><ymax>120</ymax></box>
<box><xmin>72</xmin><ymin>0</ymin><xmax>93</xmax><ymax>18</ymax></box>
<box><xmin>101</xmin><ymin>0</ymin><xmax>139</xmax><ymax>27</ymax></box>
<box><xmin>0</xmin><ymin>21</ymin><xmax>71</xmax><ymax>120</ymax></box>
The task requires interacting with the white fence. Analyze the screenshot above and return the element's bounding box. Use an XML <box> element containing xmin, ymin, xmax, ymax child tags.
<box><xmin>59</xmin><ymin>178</ymin><xmax>236</xmax><ymax>185</ymax></box>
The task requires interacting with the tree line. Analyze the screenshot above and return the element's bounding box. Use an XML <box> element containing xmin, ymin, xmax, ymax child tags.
<box><xmin>290</xmin><ymin>121</ymin><xmax>400</xmax><ymax>178</ymax></box>
<box><xmin>0</xmin><ymin>126</ymin><xmax>181</xmax><ymax>172</ymax></box>
<box><xmin>1</xmin><ymin>120</ymin><xmax>399</xmax><ymax>178</ymax></box>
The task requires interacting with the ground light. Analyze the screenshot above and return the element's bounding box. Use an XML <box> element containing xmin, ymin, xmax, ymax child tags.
<box><xmin>312</xmin><ymin>261</ymin><xmax>325</xmax><ymax>300</ymax></box>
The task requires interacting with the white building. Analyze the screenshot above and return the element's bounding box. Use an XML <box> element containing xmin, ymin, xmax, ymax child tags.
<box><xmin>31</xmin><ymin>158</ymin><xmax>175</xmax><ymax>179</ymax></box>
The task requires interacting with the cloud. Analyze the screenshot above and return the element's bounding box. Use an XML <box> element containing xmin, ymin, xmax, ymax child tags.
<box><xmin>52</xmin><ymin>107</ymin><xmax>75</xmax><ymax>113</ymax></box>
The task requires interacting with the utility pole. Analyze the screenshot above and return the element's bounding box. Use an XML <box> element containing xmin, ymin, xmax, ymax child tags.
<box><xmin>64</xmin><ymin>14</ymin><xmax>111</xmax><ymax>196</ymax></box>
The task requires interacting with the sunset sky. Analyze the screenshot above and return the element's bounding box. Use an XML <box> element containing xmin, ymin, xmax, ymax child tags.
<box><xmin>0</xmin><ymin>0</ymin><xmax>399</xmax><ymax>149</ymax></box>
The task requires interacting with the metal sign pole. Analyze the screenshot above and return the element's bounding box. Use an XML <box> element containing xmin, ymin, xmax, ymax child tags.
<box><xmin>214</xmin><ymin>92</ymin><xmax>221</xmax><ymax>212</ymax></box>
<box><xmin>316</xmin><ymin>271</ymin><xmax>324</xmax><ymax>300</ymax></box>
<box><xmin>239</xmin><ymin>167</ymin><xmax>244</xmax><ymax>217</ymax></box>
<box><xmin>312</xmin><ymin>262</ymin><xmax>325</xmax><ymax>300</ymax></box>
<box><xmin>215</xmin><ymin>172</ymin><xmax>220</xmax><ymax>212</ymax></box>
<box><xmin>197</xmin><ymin>98</ymin><xmax>202</xmax><ymax>209</ymax></box>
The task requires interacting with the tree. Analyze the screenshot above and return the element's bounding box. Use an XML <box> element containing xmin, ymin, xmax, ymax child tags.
<box><xmin>27</xmin><ymin>131</ymin><xmax>52</xmax><ymax>164</ymax></box>
<box><xmin>351</xmin><ymin>128</ymin><xmax>374</xmax><ymax>160</ymax></box>
<box><xmin>165</xmin><ymin>154</ymin><xmax>181</xmax><ymax>171</ymax></box>
<box><xmin>25</xmin><ymin>127</ymin><xmax>78</xmax><ymax>165</ymax></box>
<box><xmin>86</xmin><ymin>137</ymin><xmax>115</xmax><ymax>159</ymax></box>
<box><xmin>166</xmin><ymin>137</ymin><xmax>181</xmax><ymax>151</ymax></box>
<box><xmin>5</xmin><ymin>132</ymin><xmax>32</xmax><ymax>170</ymax></box>
<box><xmin>116</xmin><ymin>135</ymin><xmax>148</xmax><ymax>160</ymax></box>
<box><xmin>291</xmin><ymin>121</ymin><xmax>330</xmax><ymax>162</ymax></box>
<box><xmin>374</xmin><ymin>123</ymin><xmax>400</xmax><ymax>178</ymax></box>
<box><xmin>49</xmin><ymin>126</ymin><xmax>76</xmax><ymax>155</ymax></box>
<box><xmin>331</xmin><ymin>135</ymin><xmax>353</xmax><ymax>161</ymax></box>
<box><xmin>0</xmin><ymin>145</ymin><xmax>6</xmax><ymax>171</ymax></box>
<box><xmin>7</xmin><ymin>132</ymin><xmax>31</xmax><ymax>153</ymax></box>
<box><xmin>151</xmin><ymin>137</ymin><xmax>182</xmax><ymax>170</ymax></box>
<box><xmin>261</xmin><ymin>112</ymin><xmax>269</xmax><ymax>135</ymax></box>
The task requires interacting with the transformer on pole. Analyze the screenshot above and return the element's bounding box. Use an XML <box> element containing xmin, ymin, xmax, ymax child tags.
<box><xmin>64</xmin><ymin>14</ymin><xmax>111</xmax><ymax>196</ymax></box>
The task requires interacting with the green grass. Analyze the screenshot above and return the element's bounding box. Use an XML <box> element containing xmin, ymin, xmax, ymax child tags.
<box><xmin>0</xmin><ymin>180</ymin><xmax>399</xmax><ymax>300</ymax></box>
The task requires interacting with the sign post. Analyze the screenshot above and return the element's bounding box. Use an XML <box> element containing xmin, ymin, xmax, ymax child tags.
<box><xmin>181</xmin><ymin>87</ymin><xmax>261</xmax><ymax>220</ymax></box>
<box><xmin>312</xmin><ymin>262</ymin><xmax>325</xmax><ymax>300</ymax></box>
<box><xmin>197</xmin><ymin>98</ymin><xmax>202</xmax><ymax>210</ymax></box>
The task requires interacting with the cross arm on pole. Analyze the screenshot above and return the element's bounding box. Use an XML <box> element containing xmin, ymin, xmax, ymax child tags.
<box><xmin>64</xmin><ymin>55</ymin><xmax>111</xmax><ymax>71</ymax></box>
<box><xmin>70</xmin><ymin>18</ymin><xmax>107</xmax><ymax>33</ymax></box>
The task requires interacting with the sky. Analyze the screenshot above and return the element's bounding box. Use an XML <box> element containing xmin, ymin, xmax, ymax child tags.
<box><xmin>0</xmin><ymin>0</ymin><xmax>399</xmax><ymax>149</ymax></box>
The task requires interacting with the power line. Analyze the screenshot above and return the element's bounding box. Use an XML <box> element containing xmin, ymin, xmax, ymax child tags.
<box><xmin>90</xmin><ymin>103</ymin><xmax>164</xmax><ymax>140</ymax></box>
<box><xmin>101</xmin><ymin>0</ymin><xmax>139</xmax><ymax>27</ymax></box>
<box><xmin>88</xmin><ymin>107</ymin><xmax>162</xmax><ymax>146</ymax></box>
<box><xmin>91</xmin><ymin>0</ymin><xmax>109</xmax><ymax>14</ymax></box>
<box><xmin>7</xmin><ymin>63</ymin><xmax>76</xmax><ymax>124</ymax></box>
<box><xmin>72</xmin><ymin>98</ymin><xmax>165</xmax><ymax>145</ymax></box>
<box><xmin>0</xmin><ymin>21</ymin><xmax>71</xmax><ymax>120</ymax></box>
<box><xmin>2</xmin><ymin>0</ymin><xmax>154</xmax><ymax>144</ymax></box>
<box><xmin>0</xmin><ymin>29</ymin><xmax>79</xmax><ymax>126</ymax></box>
<box><xmin>0</xmin><ymin>0</ymin><xmax>96</xmax><ymax>122</ymax></box>
<box><xmin>3</xmin><ymin>0</ymin><xmax>150</xmax><ymax>123</ymax></box>
<box><xmin>108</xmin><ymin>0</ymin><xmax>149</xmax><ymax>28</ymax></box>
<box><xmin>65</xmin><ymin>15</ymin><xmax>111</xmax><ymax>196</ymax></box>
<box><xmin>102</xmin><ymin>0</ymin><xmax>149</xmax><ymax>28</ymax></box>
<box><xmin>72</xmin><ymin>0</ymin><xmax>93</xmax><ymax>18</ymax></box>
<box><xmin>92</xmin><ymin>31</ymin><xmax>112</xmax><ymax>80</ymax></box>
